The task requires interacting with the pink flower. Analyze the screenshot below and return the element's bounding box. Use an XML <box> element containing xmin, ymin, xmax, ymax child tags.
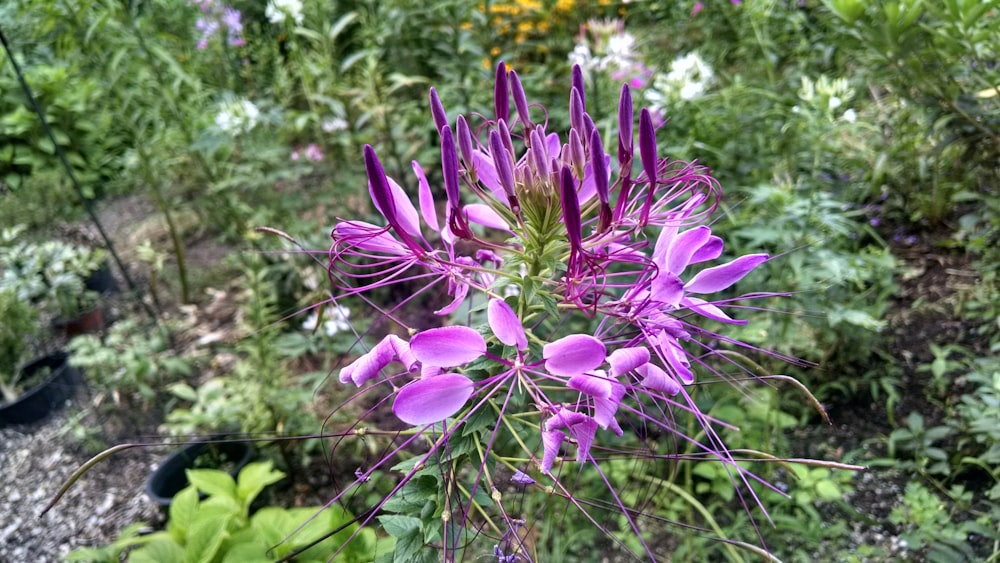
<box><xmin>304</xmin><ymin>143</ymin><xmax>324</xmax><ymax>161</ymax></box>
<box><xmin>691</xmin><ymin>1</ymin><xmax>704</xmax><ymax>16</ymax></box>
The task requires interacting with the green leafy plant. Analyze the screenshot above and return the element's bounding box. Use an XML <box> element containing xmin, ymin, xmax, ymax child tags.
<box><xmin>889</xmin><ymin>481</ymin><xmax>993</xmax><ymax>562</ymax></box>
<box><xmin>0</xmin><ymin>287</ymin><xmax>41</xmax><ymax>403</ymax></box>
<box><xmin>69</xmin><ymin>319</ymin><xmax>192</xmax><ymax>408</ymax></box>
<box><xmin>66</xmin><ymin>460</ymin><xmax>377</xmax><ymax>562</ymax></box>
<box><xmin>888</xmin><ymin>412</ymin><xmax>955</xmax><ymax>477</ymax></box>
<box><xmin>0</xmin><ymin>233</ymin><xmax>105</xmax><ymax>317</ymax></box>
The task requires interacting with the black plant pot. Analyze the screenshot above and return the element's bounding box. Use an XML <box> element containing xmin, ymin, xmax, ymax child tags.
<box><xmin>0</xmin><ymin>352</ymin><xmax>82</xmax><ymax>426</ymax></box>
<box><xmin>145</xmin><ymin>441</ymin><xmax>255</xmax><ymax>508</ymax></box>
<box><xmin>84</xmin><ymin>261</ymin><xmax>118</xmax><ymax>295</ymax></box>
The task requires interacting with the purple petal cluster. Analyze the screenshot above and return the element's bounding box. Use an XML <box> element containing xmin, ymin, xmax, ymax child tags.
<box><xmin>190</xmin><ymin>0</ymin><xmax>245</xmax><ymax>49</ymax></box>
<box><xmin>329</xmin><ymin>61</ymin><xmax>778</xmax><ymax>487</ymax></box>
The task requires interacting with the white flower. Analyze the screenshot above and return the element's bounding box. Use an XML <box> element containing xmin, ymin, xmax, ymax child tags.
<box><xmin>604</xmin><ymin>32</ymin><xmax>636</xmax><ymax>70</ymax></box>
<box><xmin>678</xmin><ymin>81</ymin><xmax>705</xmax><ymax>101</ymax></box>
<box><xmin>842</xmin><ymin>108</ymin><xmax>857</xmax><ymax>123</ymax></box>
<box><xmin>645</xmin><ymin>52</ymin><xmax>714</xmax><ymax>108</ymax></box>
<box><xmin>214</xmin><ymin>98</ymin><xmax>260</xmax><ymax>135</ymax></box>
<box><xmin>321</xmin><ymin>117</ymin><xmax>347</xmax><ymax>133</ymax></box>
<box><xmin>302</xmin><ymin>305</ymin><xmax>351</xmax><ymax>337</ymax></box>
<box><xmin>568</xmin><ymin>43</ymin><xmax>597</xmax><ymax>71</ymax></box>
<box><xmin>828</xmin><ymin>95</ymin><xmax>843</xmax><ymax>110</ymax></box>
<box><xmin>266</xmin><ymin>0</ymin><xmax>303</xmax><ymax>25</ymax></box>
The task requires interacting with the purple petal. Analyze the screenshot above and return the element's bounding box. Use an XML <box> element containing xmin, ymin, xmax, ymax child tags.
<box><xmin>636</xmin><ymin>363</ymin><xmax>681</xmax><ymax>395</ymax></box>
<box><xmin>494</xmin><ymin>62</ymin><xmax>509</xmax><ymax>122</ymax></box>
<box><xmin>544</xmin><ymin>408</ymin><xmax>589</xmax><ymax>431</ymax></box>
<box><xmin>510</xmin><ymin>70</ymin><xmax>531</xmax><ymax>129</ymax></box>
<box><xmin>594</xmin><ymin>382</ymin><xmax>626</xmax><ymax>435</ymax></box>
<box><xmin>684</xmin><ymin>253</ymin><xmax>769</xmax><ymax>294</ymax></box>
<box><xmin>570</xmin><ymin>87</ymin><xmax>585</xmax><ymax>136</ymax></box>
<box><xmin>540</xmin><ymin>430</ymin><xmax>564</xmax><ymax>474</ymax></box>
<box><xmin>560</xmin><ymin>166</ymin><xmax>582</xmax><ymax>252</ymax></box>
<box><xmin>489</xmin><ymin>130</ymin><xmax>516</xmax><ymax>199</ymax></box>
<box><xmin>456</xmin><ymin>115</ymin><xmax>474</xmax><ymax>172</ymax></box>
<box><xmin>488</xmin><ymin>298</ymin><xmax>528</xmax><ymax>350</ymax></box>
<box><xmin>543</xmin><ymin>334</ymin><xmax>606</xmax><ymax>377</ymax></box>
<box><xmin>568</xmin><ymin>370</ymin><xmax>612</xmax><ymax>399</ymax></box>
<box><xmin>690</xmin><ymin>235</ymin><xmax>724</xmax><ymax>264</ymax></box>
<box><xmin>659</xmin><ymin>336</ymin><xmax>694</xmax><ymax>383</ymax></box>
<box><xmin>412</xmin><ymin>161</ymin><xmax>440</xmax><ymax>233</ymax></box>
<box><xmin>608</xmin><ymin>347</ymin><xmax>650</xmax><ymax>377</ymax></box>
<box><xmin>433</xmin><ymin>282</ymin><xmax>469</xmax><ymax>316</ymax></box>
<box><xmin>429</xmin><ymin>87</ymin><xmax>448</xmax><ymax>132</ymax></box>
<box><xmin>386</xmin><ymin>334</ymin><xmax>417</xmax><ymax>371</ymax></box>
<box><xmin>569</xmin><ymin>417</ymin><xmax>598</xmax><ymax>463</ymax></box>
<box><xmin>339</xmin><ymin>335</ymin><xmax>397</xmax><ymax>386</ymax></box>
<box><xmin>410</xmin><ymin>326</ymin><xmax>486</xmax><ymax>367</ymax></box>
<box><xmin>464</xmin><ymin>204</ymin><xmax>511</xmax><ymax>231</ymax></box>
<box><xmin>666</xmin><ymin>226</ymin><xmax>712</xmax><ymax>275</ymax></box>
<box><xmin>393</xmin><ymin>373</ymin><xmax>474</xmax><ymax>425</ymax></box>
<box><xmin>365</xmin><ymin>146</ymin><xmax>422</xmax><ymax>247</ymax></box>
<box><xmin>440</xmin><ymin>126</ymin><xmax>461</xmax><ymax>213</ymax></box>
<box><xmin>511</xmin><ymin>470</ymin><xmax>534</xmax><ymax>485</ymax></box>
<box><xmin>572</xmin><ymin>65</ymin><xmax>586</xmax><ymax>109</ymax></box>
<box><xmin>682</xmin><ymin>297</ymin><xmax>745</xmax><ymax>324</ymax></box>
<box><xmin>472</xmin><ymin>150</ymin><xmax>505</xmax><ymax>201</ymax></box>
<box><xmin>590</xmin><ymin>128</ymin><xmax>609</xmax><ymax>205</ymax></box>
<box><xmin>650</xmin><ymin>271</ymin><xmax>685</xmax><ymax>307</ymax></box>
<box><xmin>639</xmin><ymin>108</ymin><xmax>657</xmax><ymax>188</ymax></box>
<box><xmin>617</xmin><ymin>83</ymin><xmax>633</xmax><ymax>169</ymax></box>
<box><xmin>333</xmin><ymin>221</ymin><xmax>408</xmax><ymax>255</ymax></box>
<box><xmin>568</xmin><ymin>128</ymin><xmax>585</xmax><ymax>176</ymax></box>
<box><xmin>529</xmin><ymin>128</ymin><xmax>549</xmax><ymax>179</ymax></box>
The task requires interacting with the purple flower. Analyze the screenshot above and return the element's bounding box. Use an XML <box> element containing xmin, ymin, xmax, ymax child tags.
<box><xmin>309</xmin><ymin>61</ymin><xmax>801</xmax><ymax>561</ymax></box>
<box><xmin>189</xmin><ymin>1</ymin><xmax>245</xmax><ymax>49</ymax></box>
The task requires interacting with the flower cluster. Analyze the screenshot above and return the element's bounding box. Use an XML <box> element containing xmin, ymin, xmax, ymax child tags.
<box><xmin>320</xmin><ymin>62</ymin><xmax>783</xmax><ymax>558</ymax></box>
<box><xmin>265</xmin><ymin>0</ymin><xmax>304</xmax><ymax>26</ymax></box>
<box><xmin>214</xmin><ymin>98</ymin><xmax>260</xmax><ymax>135</ymax></box>
<box><xmin>644</xmin><ymin>51</ymin><xmax>715</xmax><ymax>111</ymax></box>
<box><xmin>188</xmin><ymin>0</ymin><xmax>244</xmax><ymax>49</ymax></box>
<box><xmin>291</xmin><ymin>143</ymin><xmax>324</xmax><ymax>162</ymax></box>
<box><xmin>569</xmin><ymin>19</ymin><xmax>651</xmax><ymax>89</ymax></box>
<box><xmin>795</xmin><ymin>75</ymin><xmax>857</xmax><ymax>122</ymax></box>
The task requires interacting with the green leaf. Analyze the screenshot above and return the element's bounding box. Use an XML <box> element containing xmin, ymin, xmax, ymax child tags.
<box><xmin>186</xmin><ymin>469</ymin><xmax>237</xmax><ymax>503</ymax></box>
<box><xmin>168</xmin><ymin>486</ymin><xmax>199</xmax><ymax>543</ymax></box>
<box><xmin>236</xmin><ymin>461</ymin><xmax>285</xmax><ymax>508</ymax></box>
<box><xmin>130</xmin><ymin>538</ymin><xmax>185</xmax><ymax>563</ymax></box>
<box><xmin>815</xmin><ymin>480</ymin><xmax>842</xmax><ymax>501</ymax></box>
<box><xmin>184</xmin><ymin>509</ymin><xmax>233</xmax><ymax>563</ymax></box>
<box><xmin>378</xmin><ymin>514</ymin><xmax>421</xmax><ymax>538</ymax></box>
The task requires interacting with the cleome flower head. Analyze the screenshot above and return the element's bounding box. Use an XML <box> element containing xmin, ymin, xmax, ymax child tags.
<box><xmin>318</xmin><ymin>61</ymin><xmax>802</xmax><ymax>560</ymax></box>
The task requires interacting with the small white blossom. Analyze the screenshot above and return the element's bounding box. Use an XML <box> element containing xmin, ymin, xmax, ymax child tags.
<box><xmin>302</xmin><ymin>305</ymin><xmax>351</xmax><ymax>337</ymax></box>
<box><xmin>828</xmin><ymin>95</ymin><xmax>843</xmax><ymax>110</ymax></box>
<box><xmin>266</xmin><ymin>0</ymin><xmax>303</xmax><ymax>25</ymax></box>
<box><xmin>842</xmin><ymin>108</ymin><xmax>857</xmax><ymax>123</ymax></box>
<box><xmin>568</xmin><ymin>44</ymin><xmax>597</xmax><ymax>71</ymax></box>
<box><xmin>603</xmin><ymin>32</ymin><xmax>636</xmax><ymax>71</ymax></box>
<box><xmin>322</xmin><ymin>117</ymin><xmax>348</xmax><ymax>133</ymax></box>
<box><xmin>214</xmin><ymin>99</ymin><xmax>260</xmax><ymax>135</ymax></box>
<box><xmin>644</xmin><ymin>52</ymin><xmax>714</xmax><ymax>109</ymax></box>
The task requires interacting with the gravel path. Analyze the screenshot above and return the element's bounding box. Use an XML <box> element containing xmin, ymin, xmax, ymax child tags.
<box><xmin>0</xmin><ymin>409</ymin><xmax>162</xmax><ymax>562</ymax></box>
